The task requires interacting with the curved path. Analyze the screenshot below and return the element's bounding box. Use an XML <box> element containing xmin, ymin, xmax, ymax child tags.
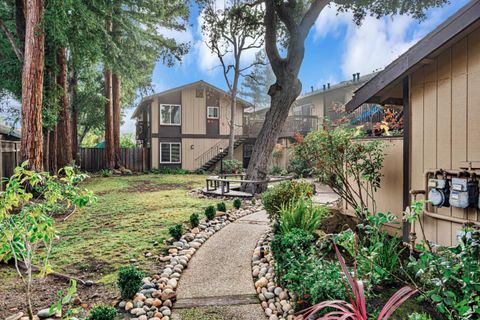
<box><xmin>172</xmin><ymin>210</ymin><xmax>269</xmax><ymax>320</ymax></box>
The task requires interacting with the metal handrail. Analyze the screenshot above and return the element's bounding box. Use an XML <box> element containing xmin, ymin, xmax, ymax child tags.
<box><xmin>194</xmin><ymin>127</ymin><xmax>243</xmax><ymax>169</ymax></box>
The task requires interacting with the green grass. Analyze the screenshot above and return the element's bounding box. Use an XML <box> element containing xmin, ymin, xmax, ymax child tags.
<box><xmin>47</xmin><ymin>174</ymin><xmax>226</xmax><ymax>287</ymax></box>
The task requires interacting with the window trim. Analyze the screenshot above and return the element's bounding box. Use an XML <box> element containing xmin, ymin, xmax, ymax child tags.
<box><xmin>160</xmin><ymin>142</ymin><xmax>182</xmax><ymax>164</ymax></box>
<box><xmin>207</xmin><ymin>106</ymin><xmax>219</xmax><ymax>119</ymax></box>
<box><xmin>160</xmin><ymin>103</ymin><xmax>182</xmax><ymax>126</ymax></box>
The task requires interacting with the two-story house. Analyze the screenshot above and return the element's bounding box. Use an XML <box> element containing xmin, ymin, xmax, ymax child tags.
<box><xmin>132</xmin><ymin>80</ymin><xmax>249</xmax><ymax>171</ymax></box>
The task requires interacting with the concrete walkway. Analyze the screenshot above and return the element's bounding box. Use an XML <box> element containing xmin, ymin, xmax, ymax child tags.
<box><xmin>172</xmin><ymin>210</ymin><xmax>269</xmax><ymax>320</ymax></box>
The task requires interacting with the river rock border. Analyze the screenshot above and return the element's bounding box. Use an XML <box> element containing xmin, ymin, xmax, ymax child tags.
<box><xmin>252</xmin><ymin>232</ymin><xmax>298</xmax><ymax>320</ymax></box>
<box><xmin>119</xmin><ymin>202</ymin><xmax>263</xmax><ymax>320</ymax></box>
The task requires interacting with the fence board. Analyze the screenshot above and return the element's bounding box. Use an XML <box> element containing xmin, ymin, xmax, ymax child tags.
<box><xmin>78</xmin><ymin>147</ymin><xmax>151</xmax><ymax>172</ymax></box>
<box><xmin>1</xmin><ymin>140</ymin><xmax>21</xmax><ymax>189</ymax></box>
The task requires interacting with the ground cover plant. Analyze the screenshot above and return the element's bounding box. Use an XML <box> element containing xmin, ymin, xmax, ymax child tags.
<box><xmin>0</xmin><ymin>173</ymin><xmax>223</xmax><ymax>318</ymax></box>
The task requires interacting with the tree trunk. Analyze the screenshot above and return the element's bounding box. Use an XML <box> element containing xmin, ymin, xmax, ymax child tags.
<box><xmin>49</xmin><ymin>126</ymin><xmax>57</xmax><ymax>173</ymax></box>
<box><xmin>112</xmin><ymin>73</ymin><xmax>122</xmax><ymax>168</ymax></box>
<box><xmin>244</xmin><ymin>77</ymin><xmax>301</xmax><ymax>193</ymax></box>
<box><xmin>55</xmin><ymin>47</ymin><xmax>73</xmax><ymax>168</ymax></box>
<box><xmin>70</xmin><ymin>67</ymin><xmax>79</xmax><ymax>162</ymax></box>
<box><xmin>104</xmin><ymin>68</ymin><xmax>115</xmax><ymax>169</ymax></box>
<box><xmin>228</xmin><ymin>91</ymin><xmax>237</xmax><ymax>160</ymax></box>
<box><xmin>21</xmin><ymin>0</ymin><xmax>44</xmax><ymax>172</ymax></box>
<box><xmin>15</xmin><ymin>0</ymin><xmax>25</xmax><ymax>49</ymax></box>
<box><xmin>43</xmin><ymin>128</ymin><xmax>49</xmax><ymax>172</ymax></box>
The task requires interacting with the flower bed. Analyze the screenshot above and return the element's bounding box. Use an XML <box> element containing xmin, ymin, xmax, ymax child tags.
<box><xmin>118</xmin><ymin>202</ymin><xmax>263</xmax><ymax>320</ymax></box>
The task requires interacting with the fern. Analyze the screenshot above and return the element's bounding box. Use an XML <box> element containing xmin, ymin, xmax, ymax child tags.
<box><xmin>279</xmin><ymin>197</ymin><xmax>328</xmax><ymax>235</ymax></box>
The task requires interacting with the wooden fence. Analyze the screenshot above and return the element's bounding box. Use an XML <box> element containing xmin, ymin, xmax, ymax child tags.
<box><xmin>1</xmin><ymin>140</ymin><xmax>21</xmax><ymax>189</ymax></box>
<box><xmin>79</xmin><ymin>147</ymin><xmax>151</xmax><ymax>172</ymax></box>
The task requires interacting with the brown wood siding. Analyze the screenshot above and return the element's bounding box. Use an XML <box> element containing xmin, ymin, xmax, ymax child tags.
<box><xmin>181</xmin><ymin>85</ymin><xmax>206</xmax><ymax>135</ymax></box>
<box><xmin>410</xmin><ymin>26</ymin><xmax>480</xmax><ymax>246</ymax></box>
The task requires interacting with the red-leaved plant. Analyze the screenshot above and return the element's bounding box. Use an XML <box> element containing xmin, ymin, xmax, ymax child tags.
<box><xmin>299</xmin><ymin>245</ymin><xmax>417</xmax><ymax>320</ymax></box>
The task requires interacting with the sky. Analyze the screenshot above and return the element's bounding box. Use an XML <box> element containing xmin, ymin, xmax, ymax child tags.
<box><xmin>121</xmin><ymin>0</ymin><xmax>471</xmax><ymax>133</ymax></box>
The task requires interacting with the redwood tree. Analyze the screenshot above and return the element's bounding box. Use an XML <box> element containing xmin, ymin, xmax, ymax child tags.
<box><xmin>112</xmin><ymin>73</ymin><xmax>121</xmax><ymax>166</ymax></box>
<box><xmin>55</xmin><ymin>46</ymin><xmax>72</xmax><ymax>167</ymax></box>
<box><xmin>245</xmin><ymin>0</ymin><xmax>449</xmax><ymax>192</ymax></box>
<box><xmin>21</xmin><ymin>0</ymin><xmax>45</xmax><ymax>171</ymax></box>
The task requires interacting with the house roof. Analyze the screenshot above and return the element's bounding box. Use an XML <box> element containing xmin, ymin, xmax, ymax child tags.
<box><xmin>0</xmin><ymin>123</ymin><xmax>21</xmax><ymax>140</ymax></box>
<box><xmin>346</xmin><ymin>0</ymin><xmax>480</xmax><ymax>112</ymax></box>
<box><xmin>131</xmin><ymin>80</ymin><xmax>252</xmax><ymax>118</ymax></box>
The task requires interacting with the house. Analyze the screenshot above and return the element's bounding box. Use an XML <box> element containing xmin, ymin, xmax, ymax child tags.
<box><xmin>0</xmin><ymin>123</ymin><xmax>20</xmax><ymax>141</ymax></box>
<box><xmin>132</xmin><ymin>80</ymin><xmax>250</xmax><ymax>171</ymax></box>
<box><xmin>346</xmin><ymin>0</ymin><xmax>480</xmax><ymax>246</ymax></box>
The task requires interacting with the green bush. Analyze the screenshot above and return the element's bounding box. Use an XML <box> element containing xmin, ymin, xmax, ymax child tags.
<box><xmin>222</xmin><ymin>159</ymin><xmax>243</xmax><ymax>174</ymax></box>
<box><xmin>271</xmin><ymin>228</ymin><xmax>313</xmax><ymax>281</ymax></box>
<box><xmin>408</xmin><ymin>313</ymin><xmax>433</xmax><ymax>320</ymax></box>
<box><xmin>270</xmin><ymin>165</ymin><xmax>282</xmax><ymax>176</ymax></box>
<box><xmin>117</xmin><ymin>265</ymin><xmax>144</xmax><ymax>299</ymax></box>
<box><xmin>279</xmin><ymin>198</ymin><xmax>328</xmax><ymax>235</ymax></box>
<box><xmin>216</xmin><ymin>202</ymin><xmax>227</xmax><ymax>212</ymax></box>
<box><xmin>88</xmin><ymin>305</ymin><xmax>117</xmax><ymax>320</ymax></box>
<box><xmin>408</xmin><ymin>228</ymin><xmax>480</xmax><ymax>319</ymax></box>
<box><xmin>288</xmin><ymin>157</ymin><xmax>310</xmax><ymax>178</ymax></box>
<box><xmin>204</xmin><ymin>205</ymin><xmax>216</xmax><ymax>221</ymax></box>
<box><xmin>150</xmin><ymin>168</ymin><xmax>191</xmax><ymax>174</ymax></box>
<box><xmin>262</xmin><ymin>180</ymin><xmax>314</xmax><ymax>221</ymax></box>
<box><xmin>100</xmin><ymin>169</ymin><xmax>112</xmax><ymax>177</ymax></box>
<box><xmin>190</xmin><ymin>213</ymin><xmax>200</xmax><ymax>228</ymax></box>
<box><xmin>169</xmin><ymin>224</ymin><xmax>183</xmax><ymax>240</ymax></box>
<box><xmin>233</xmin><ymin>198</ymin><xmax>242</xmax><ymax>209</ymax></box>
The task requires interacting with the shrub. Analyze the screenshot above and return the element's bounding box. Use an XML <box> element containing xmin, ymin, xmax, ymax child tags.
<box><xmin>169</xmin><ymin>224</ymin><xmax>183</xmax><ymax>240</ymax></box>
<box><xmin>407</xmin><ymin>228</ymin><xmax>480</xmax><ymax>319</ymax></box>
<box><xmin>262</xmin><ymin>180</ymin><xmax>314</xmax><ymax>221</ymax></box>
<box><xmin>222</xmin><ymin>159</ymin><xmax>243</xmax><ymax>174</ymax></box>
<box><xmin>295</xmin><ymin>126</ymin><xmax>385</xmax><ymax>220</ymax></box>
<box><xmin>87</xmin><ymin>305</ymin><xmax>117</xmax><ymax>320</ymax></box>
<box><xmin>216</xmin><ymin>202</ymin><xmax>227</xmax><ymax>212</ymax></box>
<box><xmin>190</xmin><ymin>213</ymin><xmax>200</xmax><ymax>228</ymax></box>
<box><xmin>288</xmin><ymin>157</ymin><xmax>310</xmax><ymax>178</ymax></box>
<box><xmin>204</xmin><ymin>205</ymin><xmax>216</xmax><ymax>221</ymax></box>
<box><xmin>271</xmin><ymin>228</ymin><xmax>314</xmax><ymax>282</ymax></box>
<box><xmin>100</xmin><ymin>169</ymin><xmax>112</xmax><ymax>177</ymax></box>
<box><xmin>300</xmin><ymin>245</ymin><xmax>417</xmax><ymax>320</ymax></box>
<box><xmin>279</xmin><ymin>198</ymin><xmax>328</xmax><ymax>235</ymax></box>
<box><xmin>117</xmin><ymin>265</ymin><xmax>144</xmax><ymax>299</ymax></box>
<box><xmin>270</xmin><ymin>165</ymin><xmax>282</xmax><ymax>176</ymax></box>
<box><xmin>150</xmin><ymin>168</ymin><xmax>191</xmax><ymax>174</ymax></box>
<box><xmin>233</xmin><ymin>198</ymin><xmax>242</xmax><ymax>209</ymax></box>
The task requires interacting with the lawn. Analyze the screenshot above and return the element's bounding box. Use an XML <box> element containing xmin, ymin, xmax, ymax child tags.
<box><xmin>52</xmin><ymin>173</ymin><xmax>225</xmax><ymax>284</ymax></box>
<box><xmin>0</xmin><ymin>173</ymin><xmax>226</xmax><ymax>317</ymax></box>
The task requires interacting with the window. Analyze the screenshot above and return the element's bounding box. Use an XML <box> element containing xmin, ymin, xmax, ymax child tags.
<box><xmin>160</xmin><ymin>143</ymin><xmax>181</xmax><ymax>163</ymax></box>
<box><xmin>207</xmin><ymin>106</ymin><xmax>219</xmax><ymax>119</ymax></box>
<box><xmin>196</xmin><ymin>87</ymin><xmax>204</xmax><ymax>98</ymax></box>
<box><xmin>160</xmin><ymin>104</ymin><xmax>181</xmax><ymax>125</ymax></box>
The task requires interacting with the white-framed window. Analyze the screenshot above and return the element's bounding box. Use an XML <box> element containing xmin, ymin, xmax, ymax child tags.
<box><xmin>207</xmin><ymin>106</ymin><xmax>219</xmax><ymax>119</ymax></box>
<box><xmin>160</xmin><ymin>142</ymin><xmax>181</xmax><ymax>163</ymax></box>
<box><xmin>160</xmin><ymin>104</ymin><xmax>181</xmax><ymax>125</ymax></box>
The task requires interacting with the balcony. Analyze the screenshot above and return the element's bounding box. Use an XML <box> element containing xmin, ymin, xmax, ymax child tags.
<box><xmin>243</xmin><ymin>115</ymin><xmax>319</xmax><ymax>138</ymax></box>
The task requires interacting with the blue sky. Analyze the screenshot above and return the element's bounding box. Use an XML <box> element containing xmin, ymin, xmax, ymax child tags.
<box><xmin>123</xmin><ymin>0</ymin><xmax>469</xmax><ymax>132</ymax></box>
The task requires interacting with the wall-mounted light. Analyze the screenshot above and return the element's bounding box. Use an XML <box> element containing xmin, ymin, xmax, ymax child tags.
<box><xmin>190</xmin><ymin>144</ymin><xmax>195</xmax><ymax>150</ymax></box>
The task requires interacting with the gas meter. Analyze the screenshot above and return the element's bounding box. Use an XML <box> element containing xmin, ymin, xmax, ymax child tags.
<box><xmin>428</xmin><ymin>179</ymin><xmax>450</xmax><ymax>207</ymax></box>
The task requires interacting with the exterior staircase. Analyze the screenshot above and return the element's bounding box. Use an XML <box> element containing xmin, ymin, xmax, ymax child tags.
<box><xmin>195</xmin><ymin>137</ymin><xmax>246</xmax><ymax>172</ymax></box>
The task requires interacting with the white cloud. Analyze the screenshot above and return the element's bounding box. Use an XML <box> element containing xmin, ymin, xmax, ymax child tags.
<box><xmin>121</xmin><ymin>107</ymin><xmax>136</xmax><ymax>134</ymax></box>
<box><xmin>314</xmin><ymin>4</ymin><xmax>452</xmax><ymax>79</ymax></box>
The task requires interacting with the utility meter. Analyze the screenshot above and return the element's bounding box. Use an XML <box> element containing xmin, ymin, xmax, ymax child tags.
<box><xmin>428</xmin><ymin>179</ymin><xmax>450</xmax><ymax>207</ymax></box>
<box><xmin>450</xmin><ymin>178</ymin><xmax>469</xmax><ymax>209</ymax></box>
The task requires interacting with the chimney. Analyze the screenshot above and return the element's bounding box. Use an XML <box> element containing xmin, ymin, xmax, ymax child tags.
<box><xmin>323</xmin><ymin>84</ymin><xmax>326</xmax><ymax>91</ymax></box>
<box><xmin>327</xmin><ymin>83</ymin><xmax>330</xmax><ymax>89</ymax></box>
<box><xmin>311</xmin><ymin>86</ymin><xmax>314</xmax><ymax>92</ymax></box>
<box><xmin>353</xmin><ymin>74</ymin><xmax>356</xmax><ymax>82</ymax></box>
<box><xmin>356</xmin><ymin>72</ymin><xmax>360</xmax><ymax>81</ymax></box>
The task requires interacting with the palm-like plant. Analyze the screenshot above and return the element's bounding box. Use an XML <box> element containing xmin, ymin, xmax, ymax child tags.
<box><xmin>279</xmin><ymin>197</ymin><xmax>326</xmax><ymax>235</ymax></box>
<box><xmin>300</xmin><ymin>245</ymin><xmax>417</xmax><ymax>319</ymax></box>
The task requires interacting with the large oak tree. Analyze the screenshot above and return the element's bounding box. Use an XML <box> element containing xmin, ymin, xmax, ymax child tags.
<box><xmin>245</xmin><ymin>0</ymin><xmax>448</xmax><ymax>192</ymax></box>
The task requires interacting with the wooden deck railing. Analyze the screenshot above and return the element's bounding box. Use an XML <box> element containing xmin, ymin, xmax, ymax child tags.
<box><xmin>243</xmin><ymin>115</ymin><xmax>319</xmax><ymax>137</ymax></box>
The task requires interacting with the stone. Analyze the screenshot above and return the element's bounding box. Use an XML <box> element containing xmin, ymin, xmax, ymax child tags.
<box><xmin>138</xmin><ymin>316</ymin><xmax>148</xmax><ymax>320</ymax></box>
<box><xmin>161</xmin><ymin>289</ymin><xmax>176</xmax><ymax>301</ymax></box>
<box><xmin>37</xmin><ymin>309</ymin><xmax>53</xmax><ymax>319</ymax></box>
<box><xmin>152</xmin><ymin>299</ymin><xmax>162</xmax><ymax>307</ymax></box>
<box><xmin>161</xmin><ymin>309</ymin><xmax>171</xmax><ymax>316</ymax></box>
<box><xmin>125</xmin><ymin>301</ymin><xmax>134</xmax><ymax>311</ymax></box>
<box><xmin>282</xmin><ymin>303</ymin><xmax>292</xmax><ymax>312</ymax></box>
<box><xmin>264</xmin><ymin>292</ymin><xmax>275</xmax><ymax>300</ymax></box>
<box><xmin>269</xmin><ymin>316</ymin><xmax>279</xmax><ymax>320</ymax></box>
<box><xmin>255</xmin><ymin>277</ymin><xmax>268</xmax><ymax>289</ymax></box>
<box><xmin>134</xmin><ymin>293</ymin><xmax>147</xmax><ymax>302</ymax></box>
<box><xmin>162</xmin><ymin>299</ymin><xmax>173</xmax><ymax>308</ymax></box>
<box><xmin>167</xmin><ymin>278</ymin><xmax>177</xmax><ymax>289</ymax></box>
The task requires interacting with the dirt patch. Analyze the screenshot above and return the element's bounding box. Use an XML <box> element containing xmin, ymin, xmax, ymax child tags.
<box><xmin>0</xmin><ymin>264</ymin><xmax>116</xmax><ymax>319</ymax></box>
<box><xmin>123</xmin><ymin>180</ymin><xmax>194</xmax><ymax>193</ymax></box>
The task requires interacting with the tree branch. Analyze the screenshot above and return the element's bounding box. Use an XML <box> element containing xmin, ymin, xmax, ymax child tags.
<box><xmin>0</xmin><ymin>19</ymin><xmax>23</xmax><ymax>62</ymax></box>
<box><xmin>300</xmin><ymin>0</ymin><xmax>330</xmax><ymax>38</ymax></box>
<box><xmin>264</xmin><ymin>0</ymin><xmax>284</xmax><ymax>77</ymax></box>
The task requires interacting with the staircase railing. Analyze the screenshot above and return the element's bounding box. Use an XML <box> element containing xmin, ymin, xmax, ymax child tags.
<box><xmin>194</xmin><ymin>139</ymin><xmax>230</xmax><ymax>169</ymax></box>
